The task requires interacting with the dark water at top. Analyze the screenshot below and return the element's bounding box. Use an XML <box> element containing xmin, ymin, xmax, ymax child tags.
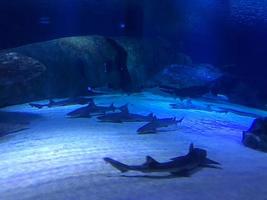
<box><xmin>0</xmin><ymin>0</ymin><xmax>267</xmax><ymax>108</ymax></box>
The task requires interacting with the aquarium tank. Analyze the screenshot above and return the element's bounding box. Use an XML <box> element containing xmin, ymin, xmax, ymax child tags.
<box><xmin>1</xmin><ymin>0</ymin><xmax>267</xmax><ymax>200</ymax></box>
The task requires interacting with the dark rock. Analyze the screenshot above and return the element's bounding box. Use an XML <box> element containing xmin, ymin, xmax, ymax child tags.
<box><xmin>0</xmin><ymin>35</ymin><xmax>191</xmax><ymax>107</ymax></box>
<box><xmin>153</xmin><ymin>64</ymin><xmax>222</xmax><ymax>89</ymax></box>
<box><xmin>153</xmin><ymin>64</ymin><xmax>222</xmax><ymax>98</ymax></box>
<box><xmin>0</xmin><ymin>36</ymin><xmax>133</xmax><ymax>107</ymax></box>
<box><xmin>243</xmin><ymin>117</ymin><xmax>267</xmax><ymax>152</ymax></box>
<box><xmin>0</xmin><ymin>52</ymin><xmax>46</xmax><ymax>86</ymax></box>
<box><xmin>115</xmin><ymin>38</ymin><xmax>193</xmax><ymax>89</ymax></box>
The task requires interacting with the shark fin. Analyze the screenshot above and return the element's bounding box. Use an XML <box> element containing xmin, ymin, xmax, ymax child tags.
<box><xmin>151</xmin><ymin>116</ymin><xmax>158</xmax><ymax>122</ymax></box>
<box><xmin>103</xmin><ymin>157</ymin><xmax>129</xmax><ymax>173</ymax></box>
<box><xmin>148</xmin><ymin>113</ymin><xmax>154</xmax><ymax>118</ymax></box>
<box><xmin>110</xmin><ymin>103</ymin><xmax>115</xmax><ymax>110</ymax></box>
<box><xmin>144</xmin><ymin>156</ymin><xmax>159</xmax><ymax>166</ymax></box>
<box><xmin>119</xmin><ymin>104</ymin><xmax>129</xmax><ymax>113</ymax></box>
<box><xmin>177</xmin><ymin>117</ymin><xmax>184</xmax><ymax>123</ymax></box>
<box><xmin>200</xmin><ymin>164</ymin><xmax>222</xmax><ymax>169</ymax></box>
<box><xmin>89</xmin><ymin>99</ymin><xmax>96</xmax><ymax>107</ymax></box>
<box><xmin>189</xmin><ymin>143</ymin><xmax>194</xmax><ymax>152</ymax></box>
<box><xmin>49</xmin><ymin>99</ymin><xmax>55</xmax><ymax>105</ymax></box>
<box><xmin>204</xmin><ymin>158</ymin><xmax>221</xmax><ymax>165</ymax></box>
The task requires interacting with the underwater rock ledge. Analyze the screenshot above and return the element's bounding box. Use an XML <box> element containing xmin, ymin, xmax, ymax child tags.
<box><xmin>0</xmin><ymin>36</ymin><xmax>154</xmax><ymax>107</ymax></box>
<box><xmin>243</xmin><ymin>117</ymin><xmax>267</xmax><ymax>152</ymax></box>
<box><xmin>0</xmin><ymin>35</ymin><xmax>189</xmax><ymax>107</ymax></box>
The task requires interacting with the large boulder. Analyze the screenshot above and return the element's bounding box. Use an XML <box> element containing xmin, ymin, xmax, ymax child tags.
<box><xmin>0</xmin><ymin>36</ymin><xmax>133</xmax><ymax>107</ymax></box>
<box><xmin>149</xmin><ymin>63</ymin><xmax>223</xmax><ymax>98</ymax></box>
<box><xmin>243</xmin><ymin>117</ymin><xmax>267</xmax><ymax>152</ymax></box>
<box><xmin>114</xmin><ymin>38</ymin><xmax>193</xmax><ymax>88</ymax></box>
<box><xmin>0</xmin><ymin>52</ymin><xmax>46</xmax><ymax>86</ymax></box>
<box><xmin>0</xmin><ymin>35</ymin><xmax>188</xmax><ymax>107</ymax></box>
<box><xmin>153</xmin><ymin>64</ymin><xmax>222</xmax><ymax>89</ymax></box>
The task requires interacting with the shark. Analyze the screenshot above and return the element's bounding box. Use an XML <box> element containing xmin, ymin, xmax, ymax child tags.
<box><xmin>87</xmin><ymin>86</ymin><xmax>118</xmax><ymax>96</ymax></box>
<box><xmin>137</xmin><ymin>116</ymin><xmax>184</xmax><ymax>134</ymax></box>
<box><xmin>97</xmin><ymin>105</ymin><xmax>155</xmax><ymax>123</ymax></box>
<box><xmin>67</xmin><ymin>99</ymin><xmax>117</xmax><ymax>118</ymax></box>
<box><xmin>104</xmin><ymin>143</ymin><xmax>221</xmax><ymax>176</ymax></box>
<box><xmin>29</xmin><ymin>97</ymin><xmax>93</xmax><ymax>109</ymax></box>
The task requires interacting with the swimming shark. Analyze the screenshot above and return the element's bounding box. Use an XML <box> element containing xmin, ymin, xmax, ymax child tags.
<box><xmin>104</xmin><ymin>143</ymin><xmax>220</xmax><ymax>176</ymax></box>
<box><xmin>137</xmin><ymin>116</ymin><xmax>184</xmax><ymax>134</ymax></box>
<box><xmin>67</xmin><ymin>99</ymin><xmax>116</xmax><ymax>118</ymax></box>
<box><xmin>29</xmin><ymin>97</ymin><xmax>93</xmax><ymax>109</ymax></box>
<box><xmin>97</xmin><ymin>105</ymin><xmax>155</xmax><ymax>123</ymax></box>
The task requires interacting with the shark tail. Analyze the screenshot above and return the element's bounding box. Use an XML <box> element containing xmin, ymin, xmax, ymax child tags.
<box><xmin>103</xmin><ymin>157</ymin><xmax>130</xmax><ymax>173</ymax></box>
<box><xmin>176</xmin><ymin>117</ymin><xmax>184</xmax><ymax>124</ymax></box>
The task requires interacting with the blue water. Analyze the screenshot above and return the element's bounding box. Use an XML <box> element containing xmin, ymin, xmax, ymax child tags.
<box><xmin>1</xmin><ymin>1</ymin><xmax>267</xmax><ymax>199</ymax></box>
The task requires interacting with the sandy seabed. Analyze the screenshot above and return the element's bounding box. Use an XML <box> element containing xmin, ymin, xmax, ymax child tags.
<box><xmin>1</xmin><ymin>92</ymin><xmax>267</xmax><ymax>200</ymax></box>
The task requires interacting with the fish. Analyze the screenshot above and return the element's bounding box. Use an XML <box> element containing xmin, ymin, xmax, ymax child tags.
<box><xmin>137</xmin><ymin>116</ymin><xmax>184</xmax><ymax>134</ymax></box>
<box><xmin>0</xmin><ymin>52</ymin><xmax>46</xmax><ymax>86</ymax></box>
<box><xmin>29</xmin><ymin>97</ymin><xmax>93</xmax><ymax>109</ymax></box>
<box><xmin>0</xmin><ymin>122</ymin><xmax>28</xmax><ymax>137</ymax></box>
<box><xmin>216</xmin><ymin>107</ymin><xmax>261</xmax><ymax>118</ymax></box>
<box><xmin>67</xmin><ymin>99</ymin><xmax>116</xmax><ymax>118</ymax></box>
<box><xmin>104</xmin><ymin>143</ymin><xmax>221</xmax><ymax>176</ymax></box>
<box><xmin>87</xmin><ymin>86</ymin><xmax>114</xmax><ymax>96</ymax></box>
<box><xmin>98</xmin><ymin>105</ymin><xmax>155</xmax><ymax>123</ymax></box>
<box><xmin>201</xmin><ymin>92</ymin><xmax>229</xmax><ymax>102</ymax></box>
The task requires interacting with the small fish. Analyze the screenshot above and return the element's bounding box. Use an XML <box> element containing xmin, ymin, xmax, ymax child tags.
<box><xmin>137</xmin><ymin>117</ymin><xmax>184</xmax><ymax>134</ymax></box>
<box><xmin>104</xmin><ymin>143</ymin><xmax>221</xmax><ymax>176</ymax></box>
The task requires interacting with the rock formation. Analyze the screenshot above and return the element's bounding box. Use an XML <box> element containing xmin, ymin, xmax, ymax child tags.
<box><xmin>243</xmin><ymin>117</ymin><xmax>267</xmax><ymax>152</ymax></box>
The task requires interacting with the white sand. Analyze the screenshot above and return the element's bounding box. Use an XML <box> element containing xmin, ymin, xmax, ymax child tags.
<box><xmin>0</xmin><ymin>92</ymin><xmax>267</xmax><ymax>200</ymax></box>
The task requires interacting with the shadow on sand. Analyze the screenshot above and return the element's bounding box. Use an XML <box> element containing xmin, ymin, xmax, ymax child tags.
<box><xmin>0</xmin><ymin>111</ymin><xmax>43</xmax><ymax>139</ymax></box>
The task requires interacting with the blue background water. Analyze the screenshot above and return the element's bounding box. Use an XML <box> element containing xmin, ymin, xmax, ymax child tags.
<box><xmin>0</xmin><ymin>0</ymin><xmax>266</xmax><ymax>90</ymax></box>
